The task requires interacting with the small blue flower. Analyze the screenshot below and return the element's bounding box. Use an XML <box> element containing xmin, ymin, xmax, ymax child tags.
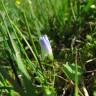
<box><xmin>39</xmin><ymin>35</ymin><xmax>53</xmax><ymax>61</ymax></box>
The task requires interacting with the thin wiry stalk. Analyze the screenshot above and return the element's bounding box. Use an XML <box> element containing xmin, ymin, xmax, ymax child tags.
<box><xmin>23</xmin><ymin>11</ymin><xmax>38</xmax><ymax>58</ymax></box>
<box><xmin>75</xmin><ymin>48</ymin><xmax>78</xmax><ymax>96</ymax></box>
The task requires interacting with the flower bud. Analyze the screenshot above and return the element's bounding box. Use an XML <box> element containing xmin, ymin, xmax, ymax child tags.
<box><xmin>39</xmin><ymin>35</ymin><xmax>54</xmax><ymax>61</ymax></box>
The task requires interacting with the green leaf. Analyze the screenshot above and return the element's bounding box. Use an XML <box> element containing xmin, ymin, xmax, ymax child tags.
<box><xmin>63</xmin><ymin>63</ymin><xmax>82</xmax><ymax>81</ymax></box>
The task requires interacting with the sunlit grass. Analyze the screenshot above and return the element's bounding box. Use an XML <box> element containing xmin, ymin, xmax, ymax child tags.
<box><xmin>0</xmin><ymin>0</ymin><xmax>96</xmax><ymax>96</ymax></box>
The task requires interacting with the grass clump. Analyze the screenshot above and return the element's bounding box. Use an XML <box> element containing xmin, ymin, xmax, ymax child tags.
<box><xmin>0</xmin><ymin>0</ymin><xmax>96</xmax><ymax>96</ymax></box>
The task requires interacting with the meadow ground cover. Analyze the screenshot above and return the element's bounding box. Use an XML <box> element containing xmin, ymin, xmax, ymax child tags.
<box><xmin>0</xmin><ymin>0</ymin><xmax>96</xmax><ymax>96</ymax></box>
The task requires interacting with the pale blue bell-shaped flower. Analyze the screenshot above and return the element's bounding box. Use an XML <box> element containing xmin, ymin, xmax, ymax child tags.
<box><xmin>39</xmin><ymin>35</ymin><xmax>53</xmax><ymax>61</ymax></box>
